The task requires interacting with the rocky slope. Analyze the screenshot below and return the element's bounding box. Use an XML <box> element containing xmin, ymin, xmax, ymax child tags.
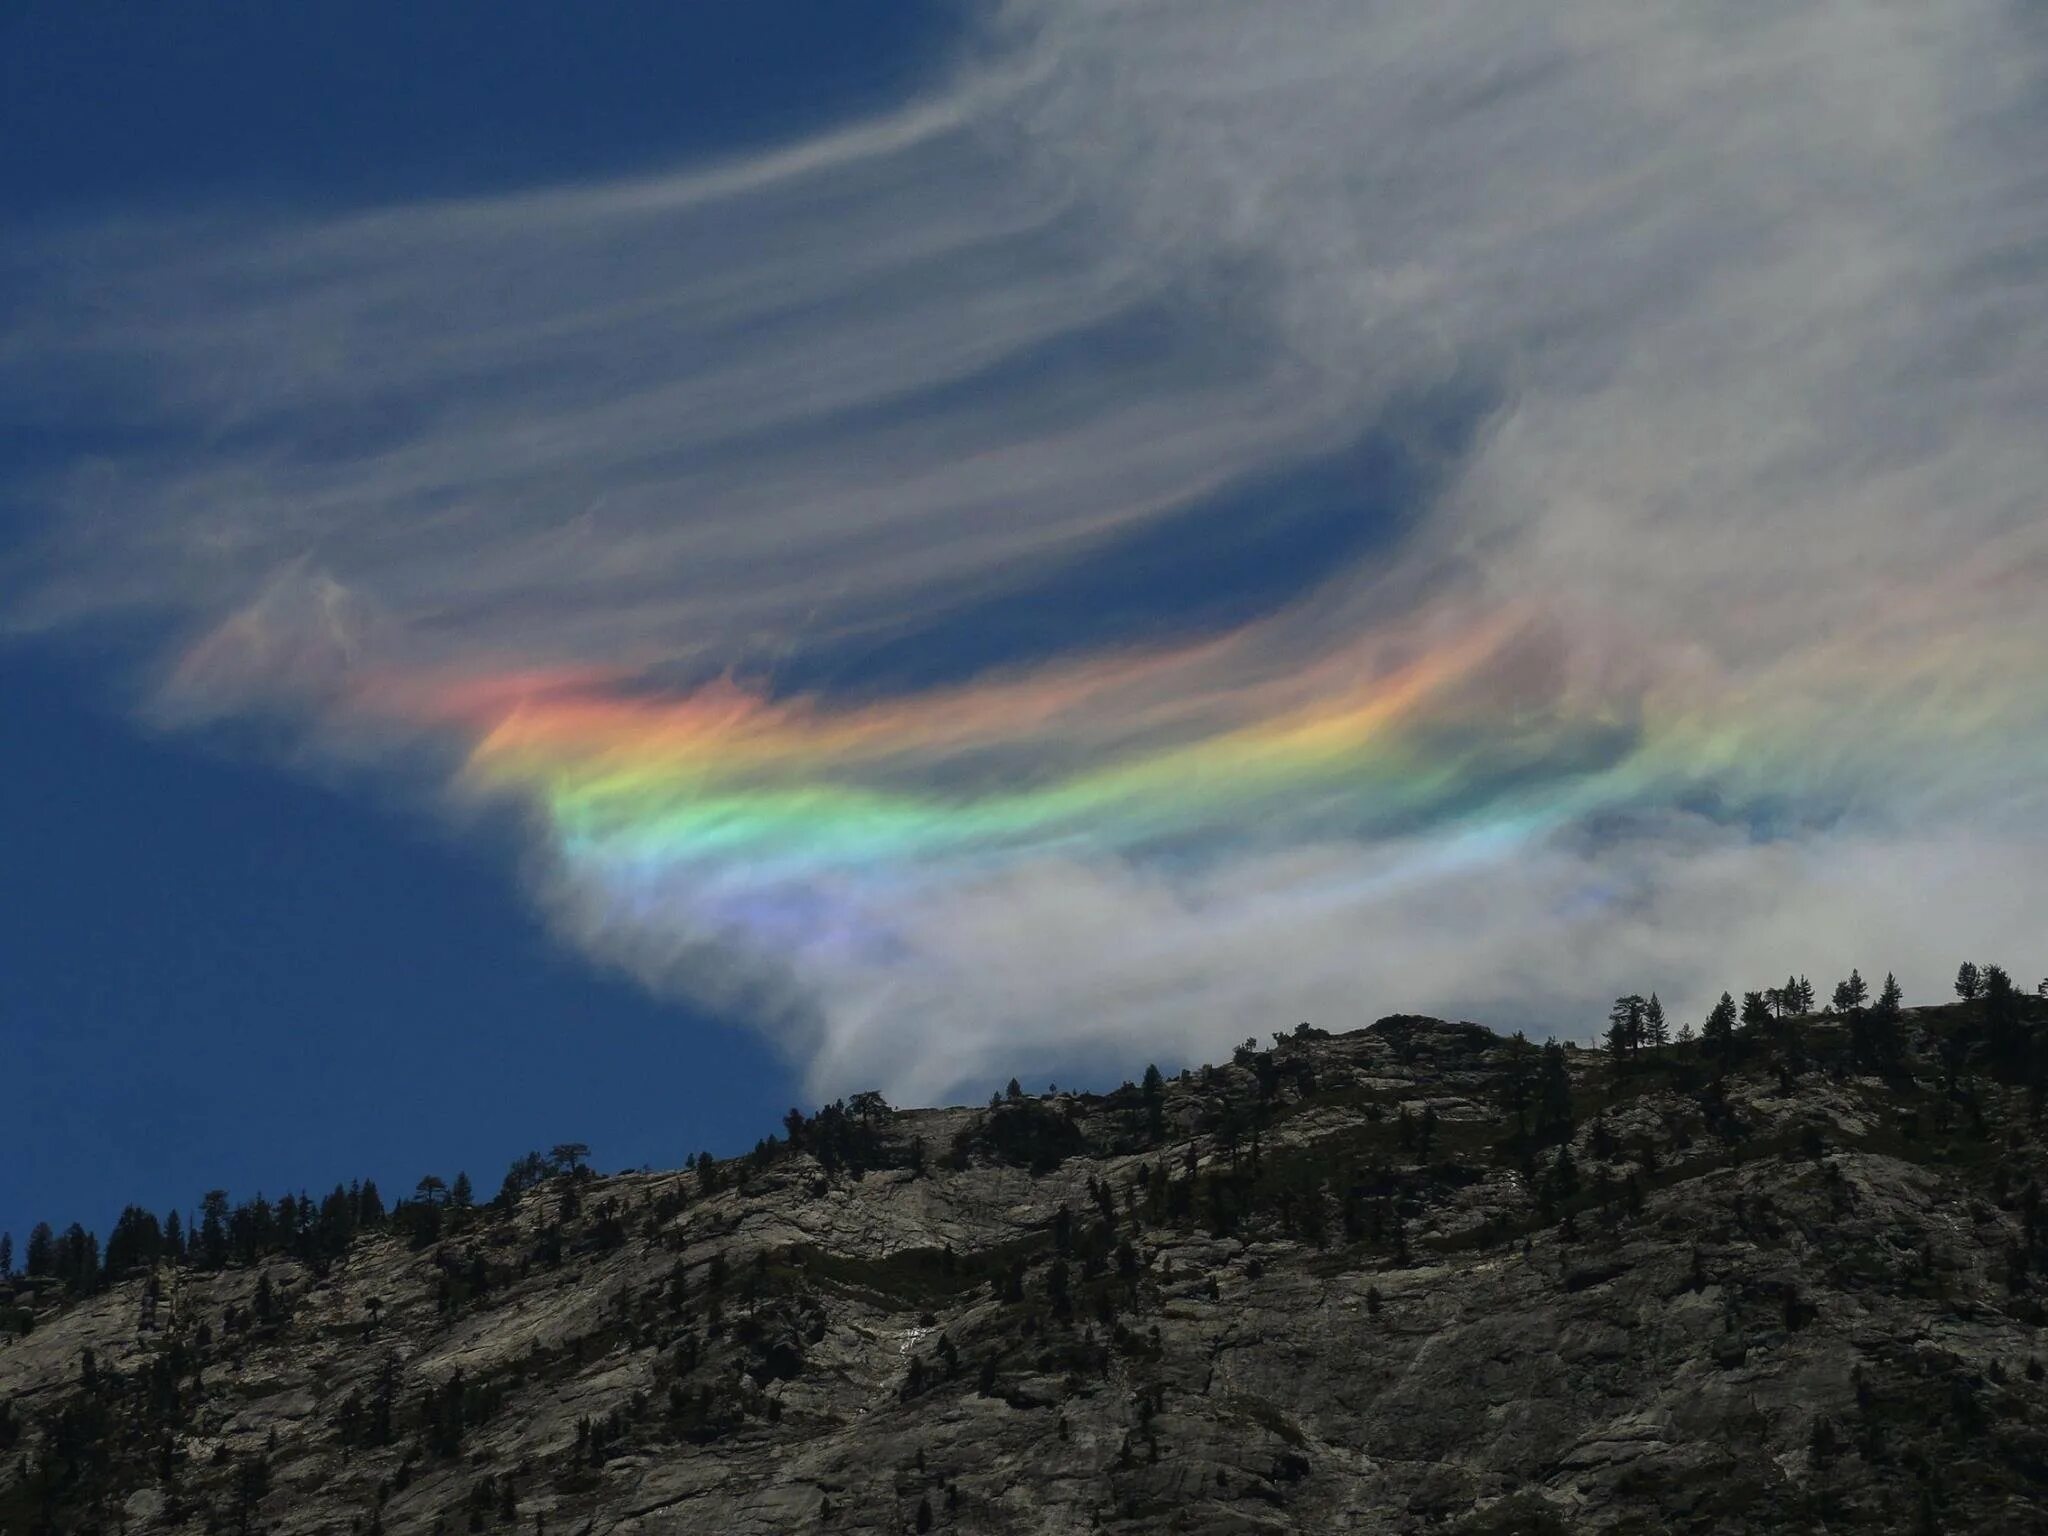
<box><xmin>5</xmin><ymin>1005</ymin><xmax>2048</xmax><ymax>1535</ymax></box>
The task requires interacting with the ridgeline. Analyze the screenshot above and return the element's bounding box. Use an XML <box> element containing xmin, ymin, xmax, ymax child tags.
<box><xmin>4</xmin><ymin>974</ymin><xmax>2048</xmax><ymax>1534</ymax></box>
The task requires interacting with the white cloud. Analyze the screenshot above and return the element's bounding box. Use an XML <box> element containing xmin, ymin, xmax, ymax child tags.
<box><xmin>5</xmin><ymin>0</ymin><xmax>2046</xmax><ymax>1101</ymax></box>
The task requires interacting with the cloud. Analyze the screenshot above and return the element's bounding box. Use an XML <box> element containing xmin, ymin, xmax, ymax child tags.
<box><xmin>5</xmin><ymin>1</ymin><xmax>2046</xmax><ymax>1100</ymax></box>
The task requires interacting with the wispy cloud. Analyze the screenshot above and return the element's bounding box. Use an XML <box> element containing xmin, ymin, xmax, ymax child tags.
<box><xmin>6</xmin><ymin>0</ymin><xmax>2046</xmax><ymax>1098</ymax></box>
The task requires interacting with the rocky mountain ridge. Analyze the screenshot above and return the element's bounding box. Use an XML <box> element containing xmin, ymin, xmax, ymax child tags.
<box><xmin>5</xmin><ymin>1000</ymin><xmax>2047</xmax><ymax>1534</ymax></box>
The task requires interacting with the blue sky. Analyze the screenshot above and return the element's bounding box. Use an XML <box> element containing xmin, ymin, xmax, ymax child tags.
<box><xmin>0</xmin><ymin>1</ymin><xmax>952</xmax><ymax>1252</ymax></box>
<box><xmin>4</xmin><ymin>2</ymin><xmax>2046</xmax><ymax>1253</ymax></box>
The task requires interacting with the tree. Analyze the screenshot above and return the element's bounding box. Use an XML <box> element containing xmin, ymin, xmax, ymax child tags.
<box><xmin>1741</xmin><ymin>991</ymin><xmax>1774</xmax><ymax>1034</ymax></box>
<box><xmin>1877</xmin><ymin>971</ymin><xmax>1904</xmax><ymax>1013</ymax></box>
<box><xmin>1703</xmin><ymin>992</ymin><xmax>1738</xmax><ymax>1062</ymax></box>
<box><xmin>1853</xmin><ymin>971</ymin><xmax>1903</xmax><ymax>1071</ymax></box>
<box><xmin>1550</xmin><ymin>1143</ymin><xmax>1579</xmax><ymax>1202</ymax></box>
<box><xmin>1500</xmin><ymin>1032</ymin><xmax>1535</xmax><ymax>1136</ymax></box>
<box><xmin>1643</xmin><ymin>994</ymin><xmax>1669</xmax><ymax>1052</ymax></box>
<box><xmin>496</xmin><ymin>1153</ymin><xmax>549</xmax><ymax>1205</ymax></box>
<box><xmin>449</xmin><ymin>1173</ymin><xmax>474</xmax><ymax>1209</ymax></box>
<box><xmin>54</xmin><ymin>1224</ymin><xmax>99</xmax><ymax>1293</ymax></box>
<box><xmin>1984</xmin><ymin>964</ymin><xmax>2023</xmax><ymax>1066</ymax></box>
<box><xmin>1141</xmin><ymin>1064</ymin><xmax>1166</xmax><ymax>1142</ymax></box>
<box><xmin>0</xmin><ymin>1232</ymin><xmax>10</xmax><ymax>1276</ymax></box>
<box><xmin>199</xmin><ymin>1190</ymin><xmax>231</xmax><ymax>1270</ymax></box>
<box><xmin>1606</xmin><ymin>995</ymin><xmax>1647</xmax><ymax>1062</ymax></box>
<box><xmin>1796</xmin><ymin>976</ymin><xmax>1816</xmax><ymax>1013</ymax></box>
<box><xmin>415</xmin><ymin>1175</ymin><xmax>449</xmax><ymax>1207</ymax></box>
<box><xmin>1833</xmin><ymin>969</ymin><xmax>1868</xmax><ymax>1014</ymax></box>
<box><xmin>104</xmin><ymin>1205</ymin><xmax>164</xmax><ymax>1278</ymax></box>
<box><xmin>25</xmin><ymin>1221</ymin><xmax>54</xmax><ymax>1277</ymax></box>
<box><xmin>1956</xmin><ymin>961</ymin><xmax>1983</xmax><ymax>1003</ymax></box>
<box><xmin>547</xmin><ymin>1144</ymin><xmax>590</xmax><ymax>1176</ymax></box>
<box><xmin>1538</xmin><ymin>1040</ymin><xmax>1573</xmax><ymax>1132</ymax></box>
<box><xmin>1005</xmin><ymin>1078</ymin><xmax>1024</xmax><ymax>1102</ymax></box>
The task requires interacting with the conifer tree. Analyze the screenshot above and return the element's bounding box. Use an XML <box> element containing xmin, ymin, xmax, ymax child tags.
<box><xmin>1500</xmin><ymin>1031</ymin><xmax>1535</xmax><ymax>1136</ymax></box>
<box><xmin>1833</xmin><ymin>969</ymin><xmax>1868</xmax><ymax>1013</ymax></box>
<box><xmin>1644</xmin><ymin>994</ymin><xmax>1668</xmax><ymax>1052</ymax></box>
<box><xmin>25</xmin><ymin>1221</ymin><xmax>54</xmax><ymax>1277</ymax></box>
<box><xmin>1141</xmin><ymin>1064</ymin><xmax>1166</xmax><ymax>1142</ymax></box>
<box><xmin>1537</xmin><ymin>1040</ymin><xmax>1573</xmax><ymax>1132</ymax></box>
<box><xmin>1877</xmin><ymin>971</ymin><xmax>1904</xmax><ymax>1014</ymax></box>
<box><xmin>1957</xmin><ymin>961</ymin><xmax>1983</xmax><ymax>1002</ymax></box>
<box><xmin>199</xmin><ymin>1191</ymin><xmax>230</xmax><ymax>1270</ymax></box>
<box><xmin>1606</xmin><ymin>994</ymin><xmax>1647</xmax><ymax>1058</ymax></box>
<box><xmin>1703</xmin><ymin>992</ymin><xmax>1739</xmax><ymax>1061</ymax></box>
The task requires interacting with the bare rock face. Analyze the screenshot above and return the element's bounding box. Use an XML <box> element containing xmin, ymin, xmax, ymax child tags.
<box><xmin>5</xmin><ymin>1007</ymin><xmax>2048</xmax><ymax>1534</ymax></box>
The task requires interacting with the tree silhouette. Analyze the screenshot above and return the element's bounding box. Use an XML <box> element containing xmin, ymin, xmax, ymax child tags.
<box><xmin>1606</xmin><ymin>995</ymin><xmax>1647</xmax><ymax>1063</ymax></box>
<box><xmin>1832</xmin><ymin>969</ymin><xmax>1868</xmax><ymax>1014</ymax></box>
<box><xmin>1703</xmin><ymin>992</ymin><xmax>1739</xmax><ymax>1063</ymax></box>
<box><xmin>1501</xmin><ymin>1032</ymin><xmax>1535</xmax><ymax>1137</ymax></box>
<box><xmin>1538</xmin><ymin>1041</ymin><xmax>1573</xmax><ymax>1133</ymax></box>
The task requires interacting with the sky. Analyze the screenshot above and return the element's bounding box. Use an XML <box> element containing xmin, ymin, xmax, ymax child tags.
<box><xmin>5</xmin><ymin>2</ymin><xmax>2047</xmax><ymax>1246</ymax></box>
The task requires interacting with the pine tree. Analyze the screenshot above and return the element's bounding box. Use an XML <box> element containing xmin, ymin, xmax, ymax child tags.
<box><xmin>1742</xmin><ymin>991</ymin><xmax>1773</xmax><ymax>1034</ymax></box>
<box><xmin>1644</xmin><ymin>994</ymin><xmax>1669</xmax><ymax>1052</ymax></box>
<box><xmin>1538</xmin><ymin>1040</ymin><xmax>1573</xmax><ymax>1132</ymax></box>
<box><xmin>1551</xmin><ymin>1143</ymin><xmax>1579</xmax><ymax>1201</ymax></box>
<box><xmin>1606</xmin><ymin>995</ymin><xmax>1647</xmax><ymax>1061</ymax></box>
<box><xmin>1833</xmin><ymin>969</ymin><xmax>1868</xmax><ymax>1013</ymax></box>
<box><xmin>1501</xmin><ymin>1031</ymin><xmax>1535</xmax><ymax>1136</ymax></box>
<box><xmin>1957</xmin><ymin>961</ymin><xmax>1983</xmax><ymax>1002</ymax></box>
<box><xmin>1141</xmin><ymin>1064</ymin><xmax>1166</xmax><ymax>1142</ymax></box>
<box><xmin>25</xmin><ymin>1221</ymin><xmax>55</xmax><ymax>1277</ymax></box>
<box><xmin>199</xmin><ymin>1190</ymin><xmax>230</xmax><ymax>1270</ymax></box>
<box><xmin>1984</xmin><ymin>965</ymin><xmax>2023</xmax><ymax>1067</ymax></box>
<box><xmin>1703</xmin><ymin>993</ymin><xmax>1738</xmax><ymax>1061</ymax></box>
<box><xmin>0</xmin><ymin>1232</ymin><xmax>10</xmax><ymax>1276</ymax></box>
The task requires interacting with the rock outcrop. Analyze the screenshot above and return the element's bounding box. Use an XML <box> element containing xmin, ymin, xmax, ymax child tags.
<box><xmin>4</xmin><ymin>1006</ymin><xmax>2046</xmax><ymax>1533</ymax></box>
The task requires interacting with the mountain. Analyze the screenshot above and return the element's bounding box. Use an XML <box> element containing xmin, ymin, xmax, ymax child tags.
<box><xmin>4</xmin><ymin>999</ymin><xmax>2047</xmax><ymax>1534</ymax></box>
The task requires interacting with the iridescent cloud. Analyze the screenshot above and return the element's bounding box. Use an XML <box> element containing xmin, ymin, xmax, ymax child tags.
<box><xmin>6</xmin><ymin>0</ymin><xmax>2047</xmax><ymax>1097</ymax></box>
